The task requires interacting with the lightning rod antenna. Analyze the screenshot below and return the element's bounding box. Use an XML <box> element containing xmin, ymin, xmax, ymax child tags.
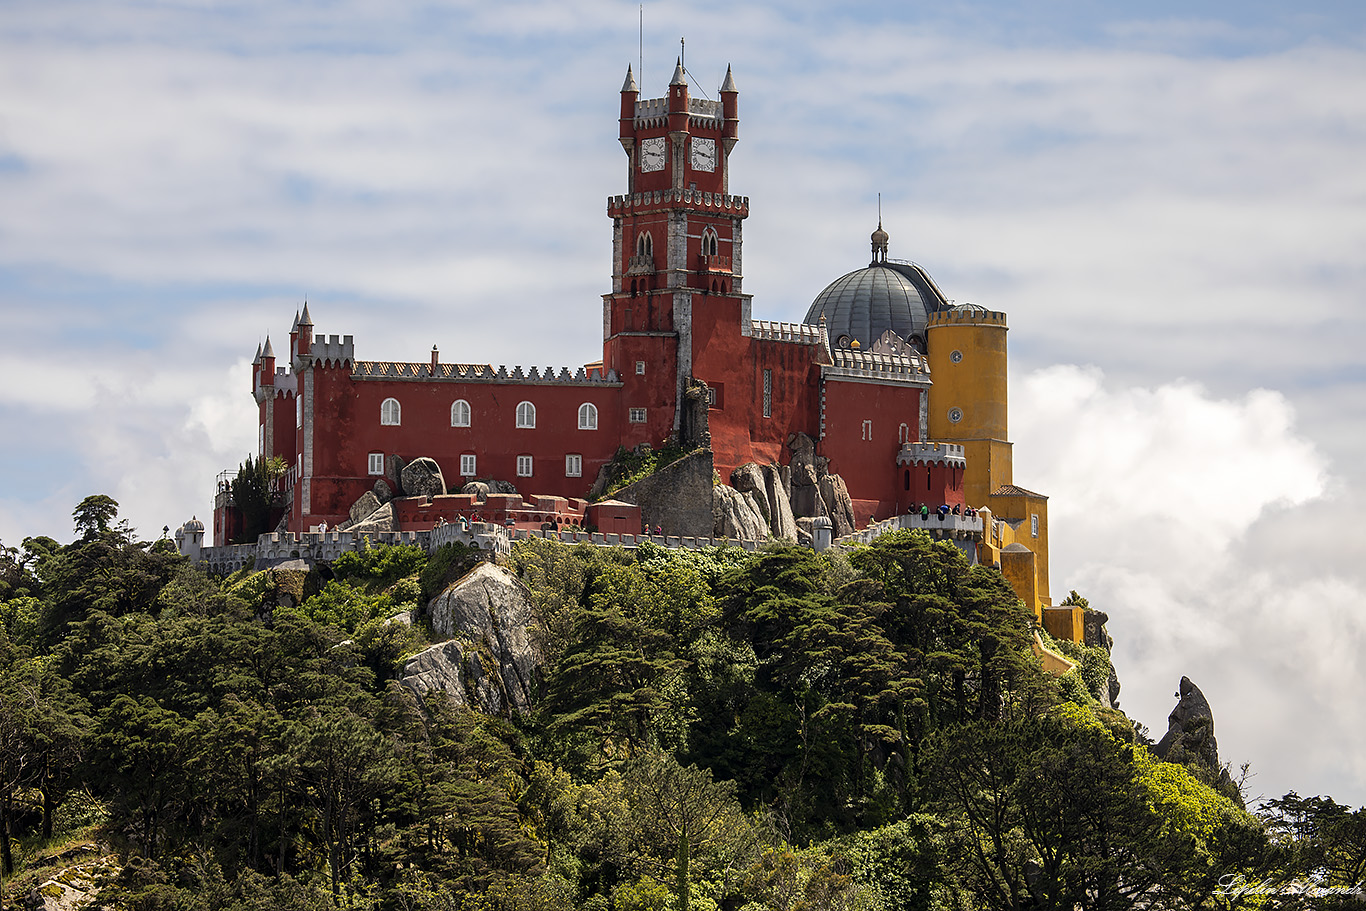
<box><xmin>639</xmin><ymin>5</ymin><xmax>643</xmax><ymax>80</ymax></box>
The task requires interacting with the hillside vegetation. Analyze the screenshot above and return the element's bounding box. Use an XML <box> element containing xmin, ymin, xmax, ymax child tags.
<box><xmin>1</xmin><ymin>496</ymin><xmax>1363</xmax><ymax>910</ymax></box>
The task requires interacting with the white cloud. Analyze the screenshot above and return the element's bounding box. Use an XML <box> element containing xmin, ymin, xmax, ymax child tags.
<box><xmin>1013</xmin><ymin>364</ymin><xmax>1366</xmax><ymax>804</ymax></box>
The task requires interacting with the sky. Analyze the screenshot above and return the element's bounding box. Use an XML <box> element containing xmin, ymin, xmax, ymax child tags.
<box><xmin>1</xmin><ymin>0</ymin><xmax>1364</xmax><ymax>808</ymax></box>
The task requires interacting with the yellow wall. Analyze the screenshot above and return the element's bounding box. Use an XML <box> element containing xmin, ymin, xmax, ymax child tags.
<box><xmin>926</xmin><ymin>310</ymin><xmax>1011</xmax><ymax>505</ymax></box>
<box><xmin>990</xmin><ymin>491</ymin><xmax>1050</xmax><ymax>607</ymax></box>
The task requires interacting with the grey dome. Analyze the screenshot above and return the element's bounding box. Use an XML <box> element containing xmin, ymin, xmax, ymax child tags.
<box><xmin>803</xmin><ymin>260</ymin><xmax>948</xmax><ymax>350</ymax></box>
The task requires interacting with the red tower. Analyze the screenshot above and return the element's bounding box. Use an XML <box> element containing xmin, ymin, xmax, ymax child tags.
<box><xmin>604</xmin><ymin>62</ymin><xmax>751</xmax><ymax>454</ymax></box>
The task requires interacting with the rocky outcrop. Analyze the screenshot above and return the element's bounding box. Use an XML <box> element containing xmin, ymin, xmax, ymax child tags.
<box><xmin>788</xmin><ymin>433</ymin><xmax>826</xmax><ymax>519</ymax></box>
<box><xmin>713</xmin><ymin>484</ymin><xmax>769</xmax><ymax>540</ymax></box>
<box><xmin>401</xmin><ymin>457</ymin><xmax>447</xmax><ymax>499</ymax></box>
<box><xmin>1154</xmin><ymin>676</ymin><xmax>1220</xmax><ymax>769</ymax></box>
<box><xmin>372</xmin><ymin>479</ymin><xmax>393</xmax><ymax>503</ymax></box>
<box><xmin>763</xmin><ymin>463</ymin><xmax>799</xmax><ymax>541</ymax></box>
<box><xmin>819</xmin><ymin>472</ymin><xmax>857</xmax><ymax>538</ymax></box>
<box><xmin>461</xmin><ymin>480</ymin><xmax>490</xmax><ymax>500</ymax></box>
<box><xmin>399</xmin><ymin>563</ymin><xmax>540</xmax><ymax>716</ymax></box>
<box><xmin>347</xmin><ymin>501</ymin><xmax>395</xmax><ymax>533</ymax></box>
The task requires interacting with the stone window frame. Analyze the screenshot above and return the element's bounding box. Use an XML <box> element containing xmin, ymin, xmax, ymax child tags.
<box><xmin>381</xmin><ymin>398</ymin><xmax>401</xmax><ymax>425</ymax></box>
<box><xmin>451</xmin><ymin>399</ymin><xmax>471</xmax><ymax>427</ymax></box>
<box><xmin>516</xmin><ymin>401</ymin><xmax>536</xmax><ymax>429</ymax></box>
<box><xmin>762</xmin><ymin>368</ymin><xmax>772</xmax><ymax>418</ymax></box>
<box><xmin>628</xmin><ymin>407</ymin><xmax>647</xmax><ymax>424</ymax></box>
<box><xmin>636</xmin><ymin>360</ymin><xmax>646</xmax><ymax>375</ymax></box>
<box><xmin>1031</xmin><ymin>514</ymin><xmax>1040</xmax><ymax>537</ymax></box>
<box><xmin>367</xmin><ymin>452</ymin><xmax>384</xmax><ymax>475</ymax></box>
<box><xmin>516</xmin><ymin>454</ymin><xmax>534</xmax><ymax>477</ymax></box>
<box><xmin>460</xmin><ymin>453</ymin><xmax>477</xmax><ymax>476</ymax></box>
<box><xmin>578</xmin><ymin>402</ymin><xmax>598</xmax><ymax>430</ymax></box>
<box><xmin>565</xmin><ymin>454</ymin><xmax>582</xmax><ymax>477</ymax></box>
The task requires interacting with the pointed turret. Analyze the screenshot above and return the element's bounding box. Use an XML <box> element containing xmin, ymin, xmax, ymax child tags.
<box><xmin>297</xmin><ymin>302</ymin><xmax>314</xmax><ymax>360</ymax></box>
<box><xmin>871</xmin><ymin>220</ymin><xmax>890</xmax><ymax>264</ymax></box>
<box><xmin>721</xmin><ymin>64</ymin><xmax>739</xmax><ymax>146</ymax></box>
<box><xmin>620</xmin><ymin>64</ymin><xmax>639</xmax><ymax>145</ymax></box>
<box><xmin>667</xmin><ymin>56</ymin><xmax>689</xmax><ymax>138</ymax></box>
<box><xmin>253</xmin><ymin>342</ymin><xmax>263</xmax><ymax>365</ymax></box>
<box><xmin>260</xmin><ymin>336</ymin><xmax>276</xmax><ymax>389</ymax></box>
<box><xmin>252</xmin><ymin>342</ymin><xmax>262</xmax><ymax>393</ymax></box>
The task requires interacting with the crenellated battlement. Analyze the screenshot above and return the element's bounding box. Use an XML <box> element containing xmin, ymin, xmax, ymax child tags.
<box><xmin>825</xmin><ymin>347</ymin><xmax>930</xmax><ymax>382</ymax></box>
<box><xmin>352</xmin><ymin>362</ymin><xmax>621</xmax><ymax>384</ymax></box>
<box><xmin>928</xmin><ymin>307</ymin><xmax>1008</xmax><ymax>328</ymax></box>
<box><xmin>747</xmin><ymin>319</ymin><xmax>823</xmax><ymax>344</ymax></box>
<box><xmin>305</xmin><ymin>334</ymin><xmax>355</xmax><ymax>367</ymax></box>
<box><xmin>608</xmin><ymin>190</ymin><xmax>748</xmax><ymax>217</ymax></box>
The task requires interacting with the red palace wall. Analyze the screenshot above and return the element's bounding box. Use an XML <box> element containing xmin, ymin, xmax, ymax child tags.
<box><xmin>819</xmin><ymin>379</ymin><xmax>924</xmax><ymax>519</ymax></box>
<box><xmin>895</xmin><ymin>462</ymin><xmax>966</xmax><ymax>514</ymax></box>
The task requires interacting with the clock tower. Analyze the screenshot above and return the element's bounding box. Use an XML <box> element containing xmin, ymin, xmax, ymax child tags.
<box><xmin>605</xmin><ymin>60</ymin><xmax>750</xmax><ymax>443</ymax></box>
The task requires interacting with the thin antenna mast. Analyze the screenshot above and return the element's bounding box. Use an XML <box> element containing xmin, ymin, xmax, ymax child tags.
<box><xmin>639</xmin><ymin>5</ymin><xmax>643</xmax><ymax>79</ymax></box>
<box><xmin>680</xmin><ymin>36</ymin><xmax>685</xmax><ymax>71</ymax></box>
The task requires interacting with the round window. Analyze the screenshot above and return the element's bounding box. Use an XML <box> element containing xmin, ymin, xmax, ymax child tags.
<box><xmin>950</xmin><ymin>349</ymin><xmax>964</xmax><ymax>363</ymax></box>
<box><xmin>948</xmin><ymin>407</ymin><xmax>963</xmax><ymax>424</ymax></box>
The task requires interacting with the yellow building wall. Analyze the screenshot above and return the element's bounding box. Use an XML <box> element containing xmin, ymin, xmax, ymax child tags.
<box><xmin>999</xmin><ymin>546</ymin><xmax>1039</xmax><ymax>621</ymax></box>
<box><xmin>991</xmin><ymin>491</ymin><xmax>1050</xmax><ymax>607</ymax></box>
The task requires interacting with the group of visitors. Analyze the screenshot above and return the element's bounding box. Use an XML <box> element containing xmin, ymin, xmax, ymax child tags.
<box><xmin>906</xmin><ymin>502</ymin><xmax>978</xmax><ymax>519</ymax></box>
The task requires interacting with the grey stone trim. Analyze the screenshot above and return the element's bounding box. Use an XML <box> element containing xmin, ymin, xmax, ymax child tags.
<box><xmin>673</xmin><ymin>291</ymin><xmax>693</xmax><ymax>432</ymax></box>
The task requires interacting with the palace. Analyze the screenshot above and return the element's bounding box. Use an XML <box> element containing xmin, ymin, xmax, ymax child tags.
<box><xmin>213</xmin><ymin>60</ymin><xmax>1063</xmax><ymax>625</ymax></box>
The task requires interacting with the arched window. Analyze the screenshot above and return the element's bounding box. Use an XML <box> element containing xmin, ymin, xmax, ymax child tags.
<box><xmin>516</xmin><ymin>401</ymin><xmax>536</xmax><ymax>428</ymax></box>
<box><xmin>451</xmin><ymin>399</ymin><xmax>471</xmax><ymax>427</ymax></box>
<box><xmin>380</xmin><ymin>398</ymin><xmax>401</xmax><ymax>425</ymax></box>
<box><xmin>636</xmin><ymin>232</ymin><xmax>653</xmax><ymax>258</ymax></box>
<box><xmin>702</xmin><ymin>228</ymin><xmax>719</xmax><ymax>256</ymax></box>
<box><xmin>578</xmin><ymin>402</ymin><xmax>598</xmax><ymax>430</ymax></box>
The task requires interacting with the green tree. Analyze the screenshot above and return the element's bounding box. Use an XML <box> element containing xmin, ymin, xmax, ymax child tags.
<box><xmin>72</xmin><ymin>494</ymin><xmax>123</xmax><ymax>542</ymax></box>
<box><xmin>231</xmin><ymin>457</ymin><xmax>286</xmax><ymax>544</ymax></box>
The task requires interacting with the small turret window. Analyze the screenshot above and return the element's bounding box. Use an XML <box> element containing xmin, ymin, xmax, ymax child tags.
<box><xmin>451</xmin><ymin>399</ymin><xmax>471</xmax><ymax>427</ymax></box>
<box><xmin>516</xmin><ymin>401</ymin><xmax>536</xmax><ymax>428</ymax></box>
<box><xmin>636</xmin><ymin>232</ymin><xmax>653</xmax><ymax>258</ymax></box>
<box><xmin>381</xmin><ymin>398</ymin><xmax>401</xmax><ymax>425</ymax></box>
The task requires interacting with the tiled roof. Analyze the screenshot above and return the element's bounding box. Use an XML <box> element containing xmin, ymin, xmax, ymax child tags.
<box><xmin>992</xmin><ymin>484</ymin><xmax>1048</xmax><ymax>499</ymax></box>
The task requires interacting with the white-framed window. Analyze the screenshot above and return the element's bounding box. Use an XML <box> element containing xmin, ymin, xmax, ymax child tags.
<box><xmin>517</xmin><ymin>455</ymin><xmax>534</xmax><ymax>477</ymax></box>
<box><xmin>762</xmin><ymin>369</ymin><xmax>772</xmax><ymax>418</ymax></box>
<box><xmin>578</xmin><ymin>402</ymin><xmax>598</xmax><ymax>430</ymax></box>
<box><xmin>707</xmin><ymin>387</ymin><xmax>718</xmax><ymax>406</ymax></box>
<box><xmin>296</xmin><ymin>395</ymin><xmax>303</xmax><ymax>425</ymax></box>
<box><xmin>1031</xmin><ymin>514</ymin><xmax>1039</xmax><ymax>537</ymax></box>
<box><xmin>628</xmin><ymin>407</ymin><xmax>647</xmax><ymax>424</ymax></box>
<box><xmin>460</xmin><ymin>454</ymin><xmax>477</xmax><ymax>476</ymax></box>
<box><xmin>862</xmin><ymin>419</ymin><xmax>873</xmax><ymax>441</ymax></box>
<box><xmin>635</xmin><ymin>360</ymin><xmax>646</xmax><ymax>375</ymax></box>
<box><xmin>516</xmin><ymin>401</ymin><xmax>536</xmax><ymax>428</ymax></box>
<box><xmin>381</xmin><ymin>398</ymin><xmax>401</xmax><ymax>425</ymax></box>
<box><xmin>898</xmin><ymin>422</ymin><xmax>909</xmax><ymax>443</ymax></box>
<box><xmin>565</xmin><ymin>454</ymin><xmax>582</xmax><ymax>477</ymax></box>
<box><xmin>451</xmin><ymin>399</ymin><xmax>471</xmax><ymax>427</ymax></box>
<box><xmin>368</xmin><ymin>453</ymin><xmax>384</xmax><ymax>476</ymax></box>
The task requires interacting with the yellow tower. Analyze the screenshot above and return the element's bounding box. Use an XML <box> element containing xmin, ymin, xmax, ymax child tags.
<box><xmin>927</xmin><ymin>305</ymin><xmax>1052</xmax><ymax>612</ymax></box>
<box><xmin>925</xmin><ymin>306</ymin><xmax>1012</xmax><ymax>506</ymax></box>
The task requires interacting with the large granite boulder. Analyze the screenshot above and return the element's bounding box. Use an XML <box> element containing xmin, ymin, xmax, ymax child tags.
<box><xmin>372</xmin><ymin>479</ymin><xmax>393</xmax><ymax>503</ymax></box>
<box><xmin>819</xmin><ymin>472</ymin><xmax>857</xmax><ymax>538</ymax></box>
<box><xmin>401</xmin><ymin>457</ymin><xmax>447</xmax><ymax>499</ymax></box>
<box><xmin>763</xmin><ymin>463</ymin><xmax>799</xmax><ymax>542</ymax></box>
<box><xmin>400</xmin><ymin>563</ymin><xmax>540</xmax><ymax>716</ymax></box>
<box><xmin>348</xmin><ymin>501</ymin><xmax>395</xmax><ymax>533</ymax></box>
<box><xmin>1154</xmin><ymin>676</ymin><xmax>1220</xmax><ymax>769</ymax></box>
<box><xmin>713</xmin><ymin>484</ymin><xmax>769</xmax><ymax>541</ymax></box>
<box><xmin>348</xmin><ymin>491</ymin><xmax>382</xmax><ymax>524</ymax></box>
<box><xmin>461</xmin><ymin>480</ymin><xmax>490</xmax><ymax>500</ymax></box>
<box><xmin>730</xmin><ymin>462</ymin><xmax>766</xmax><ymax>497</ymax></box>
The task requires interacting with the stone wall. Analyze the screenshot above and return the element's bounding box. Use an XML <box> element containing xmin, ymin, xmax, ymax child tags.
<box><xmin>609</xmin><ymin>448</ymin><xmax>717</xmax><ymax>538</ymax></box>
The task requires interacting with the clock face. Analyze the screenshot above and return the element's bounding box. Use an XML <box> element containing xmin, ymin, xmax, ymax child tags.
<box><xmin>640</xmin><ymin>137</ymin><xmax>666</xmax><ymax>173</ymax></box>
<box><xmin>690</xmin><ymin>137</ymin><xmax>716</xmax><ymax>172</ymax></box>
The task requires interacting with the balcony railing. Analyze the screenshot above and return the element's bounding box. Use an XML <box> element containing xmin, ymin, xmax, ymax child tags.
<box><xmin>698</xmin><ymin>253</ymin><xmax>731</xmax><ymax>272</ymax></box>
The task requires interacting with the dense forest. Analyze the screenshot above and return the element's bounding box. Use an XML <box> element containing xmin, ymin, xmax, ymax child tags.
<box><xmin>1</xmin><ymin>495</ymin><xmax>1364</xmax><ymax>910</ymax></box>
